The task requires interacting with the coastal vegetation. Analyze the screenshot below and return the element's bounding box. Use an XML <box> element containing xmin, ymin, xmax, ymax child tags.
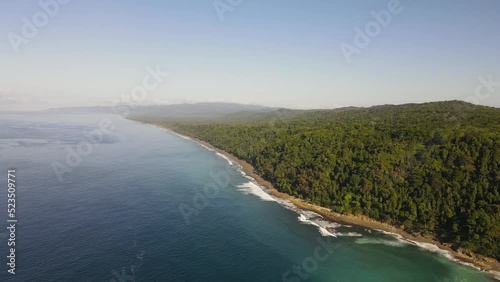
<box><xmin>133</xmin><ymin>101</ymin><xmax>500</xmax><ymax>259</ymax></box>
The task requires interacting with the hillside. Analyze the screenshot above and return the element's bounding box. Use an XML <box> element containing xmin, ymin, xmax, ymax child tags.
<box><xmin>47</xmin><ymin>103</ymin><xmax>276</xmax><ymax>120</ymax></box>
<box><xmin>127</xmin><ymin>102</ymin><xmax>276</xmax><ymax>121</ymax></box>
<box><xmin>132</xmin><ymin>101</ymin><xmax>500</xmax><ymax>259</ymax></box>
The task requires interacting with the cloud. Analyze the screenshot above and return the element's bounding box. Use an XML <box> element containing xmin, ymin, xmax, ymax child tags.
<box><xmin>0</xmin><ymin>89</ymin><xmax>21</xmax><ymax>104</ymax></box>
<box><xmin>0</xmin><ymin>90</ymin><xmax>51</xmax><ymax>111</ymax></box>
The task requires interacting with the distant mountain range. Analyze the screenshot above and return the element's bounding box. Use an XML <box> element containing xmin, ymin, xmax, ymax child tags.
<box><xmin>47</xmin><ymin>103</ymin><xmax>278</xmax><ymax>120</ymax></box>
<box><xmin>47</xmin><ymin>101</ymin><xmax>500</xmax><ymax>124</ymax></box>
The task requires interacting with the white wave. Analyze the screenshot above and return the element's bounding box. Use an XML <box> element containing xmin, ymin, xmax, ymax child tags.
<box><xmin>174</xmin><ymin>133</ymin><xmax>191</xmax><ymax>140</ymax></box>
<box><xmin>319</xmin><ymin>227</ymin><xmax>337</xmax><ymax>237</ymax></box>
<box><xmin>374</xmin><ymin>229</ymin><xmax>410</xmax><ymax>246</ymax></box>
<box><xmin>300</xmin><ymin>211</ymin><xmax>341</xmax><ymax>229</ymax></box>
<box><xmin>298</xmin><ymin>214</ymin><xmax>320</xmax><ymax>227</ymax></box>
<box><xmin>216</xmin><ymin>152</ymin><xmax>233</xmax><ymax>165</ymax></box>
<box><xmin>241</xmin><ymin>172</ymin><xmax>255</xmax><ymax>181</ymax></box>
<box><xmin>336</xmin><ymin>232</ymin><xmax>363</xmax><ymax>237</ymax></box>
<box><xmin>298</xmin><ymin>214</ymin><xmax>338</xmax><ymax>237</ymax></box>
<box><xmin>374</xmin><ymin>230</ymin><xmax>499</xmax><ymax>274</ymax></box>
<box><xmin>275</xmin><ymin>198</ymin><xmax>296</xmax><ymax>210</ymax></box>
<box><xmin>489</xmin><ymin>271</ymin><xmax>500</xmax><ymax>281</ymax></box>
<box><xmin>375</xmin><ymin>229</ymin><xmax>454</xmax><ymax>260</ymax></box>
<box><xmin>355</xmin><ymin>238</ymin><xmax>405</xmax><ymax>247</ymax></box>
<box><xmin>406</xmin><ymin>240</ymin><xmax>490</xmax><ymax>273</ymax></box>
<box><xmin>151</xmin><ymin>124</ymin><xmax>233</xmax><ymax>167</ymax></box>
<box><xmin>149</xmin><ymin>124</ymin><xmax>192</xmax><ymax>140</ymax></box>
<box><xmin>375</xmin><ymin>229</ymin><xmax>404</xmax><ymax>240</ymax></box>
<box><xmin>237</xmin><ymin>168</ymin><xmax>258</xmax><ymax>182</ymax></box>
<box><xmin>316</xmin><ymin>219</ymin><xmax>341</xmax><ymax>229</ymax></box>
<box><xmin>301</xmin><ymin>210</ymin><xmax>323</xmax><ymax>219</ymax></box>
<box><xmin>149</xmin><ymin>124</ymin><xmax>165</xmax><ymax>131</ymax></box>
<box><xmin>407</xmin><ymin>241</ymin><xmax>455</xmax><ymax>260</ymax></box>
<box><xmin>199</xmin><ymin>144</ymin><xmax>214</xmax><ymax>152</ymax></box>
<box><xmin>236</xmin><ymin>182</ymin><xmax>276</xmax><ymax>202</ymax></box>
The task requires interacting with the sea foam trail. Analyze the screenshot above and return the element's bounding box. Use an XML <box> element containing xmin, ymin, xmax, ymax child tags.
<box><xmin>374</xmin><ymin>229</ymin><xmax>407</xmax><ymax>244</ymax></box>
<box><xmin>199</xmin><ymin>144</ymin><xmax>214</xmax><ymax>152</ymax></box>
<box><xmin>318</xmin><ymin>227</ymin><xmax>337</xmax><ymax>237</ymax></box>
<box><xmin>216</xmin><ymin>152</ymin><xmax>233</xmax><ymax>165</ymax></box>
<box><xmin>336</xmin><ymin>232</ymin><xmax>363</xmax><ymax>237</ymax></box>
<box><xmin>151</xmin><ymin>124</ymin><xmax>234</xmax><ymax>166</ymax></box>
<box><xmin>490</xmin><ymin>271</ymin><xmax>500</xmax><ymax>281</ymax></box>
<box><xmin>236</xmin><ymin>182</ymin><xmax>276</xmax><ymax>202</ymax></box>
<box><xmin>374</xmin><ymin>229</ymin><xmax>456</xmax><ymax>259</ymax></box>
<box><xmin>408</xmin><ymin>241</ymin><xmax>455</xmax><ymax>260</ymax></box>
<box><xmin>238</xmin><ymin>169</ymin><xmax>346</xmax><ymax>238</ymax></box>
<box><xmin>372</xmin><ymin>229</ymin><xmax>492</xmax><ymax>273</ymax></box>
<box><xmin>355</xmin><ymin>238</ymin><xmax>405</xmax><ymax>247</ymax></box>
<box><xmin>406</xmin><ymin>240</ymin><xmax>495</xmax><ymax>274</ymax></box>
<box><xmin>298</xmin><ymin>213</ymin><xmax>338</xmax><ymax>237</ymax></box>
<box><xmin>173</xmin><ymin>132</ymin><xmax>191</xmax><ymax>140</ymax></box>
<box><xmin>152</xmin><ymin>125</ymin><xmax>192</xmax><ymax>140</ymax></box>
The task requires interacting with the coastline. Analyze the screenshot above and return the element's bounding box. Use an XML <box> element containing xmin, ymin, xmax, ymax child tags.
<box><xmin>145</xmin><ymin>122</ymin><xmax>500</xmax><ymax>278</ymax></box>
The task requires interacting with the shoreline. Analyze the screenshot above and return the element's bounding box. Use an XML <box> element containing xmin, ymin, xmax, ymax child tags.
<box><xmin>145</xmin><ymin>121</ymin><xmax>500</xmax><ymax>278</ymax></box>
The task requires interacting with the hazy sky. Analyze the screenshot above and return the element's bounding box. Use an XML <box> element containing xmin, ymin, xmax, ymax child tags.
<box><xmin>1</xmin><ymin>0</ymin><xmax>499</xmax><ymax>110</ymax></box>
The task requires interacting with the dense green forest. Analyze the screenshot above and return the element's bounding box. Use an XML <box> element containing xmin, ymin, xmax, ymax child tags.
<box><xmin>134</xmin><ymin>101</ymin><xmax>500</xmax><ymax>259</ymax></box>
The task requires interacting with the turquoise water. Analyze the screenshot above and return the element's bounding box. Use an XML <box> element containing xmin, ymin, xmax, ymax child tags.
<box><xmin>0</xmin><ymin>112</ymin><xmax>496</xmax><ymax>282</ymax></box>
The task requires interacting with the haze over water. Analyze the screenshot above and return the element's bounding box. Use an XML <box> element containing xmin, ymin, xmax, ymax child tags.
<box><xmin>0</xmin><ymin>112</ymin><xmax>496</xmax><ymax>282</ymax></box>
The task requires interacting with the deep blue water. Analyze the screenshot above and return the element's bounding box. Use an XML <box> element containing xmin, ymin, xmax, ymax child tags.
<box><xmin>0</xmin><ymin>112</ymin><xmax>496</xmax><ymax>282</ymax></box>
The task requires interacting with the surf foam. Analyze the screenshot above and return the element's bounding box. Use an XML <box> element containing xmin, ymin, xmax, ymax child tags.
<box><xmin>199</xmin><ymin>144</ymin><xmax>214</xmax><ymax>152</ymax></box>
<box><xmin>236</xmin><ymin>182</ymin><xmax>276</xmax><ymax>202</ymax></box>
<box><xmin>298</xmin><ymin>213</ymin><xmax>338</xmax><ymax>237</ymax></box>
<box><xmin>355</xmin><ymin>237</ymin><xmax>405</xmax><ymax>247</ymax></box>
<box><xmin>336</xmin><ymin>232</ymin><xmax>363</xmax><ymax>237</ymax></box>
<box><xmin>216</xmin><ymin>152</ymin><xmax>233</xmax><ymax>165</ymax></box>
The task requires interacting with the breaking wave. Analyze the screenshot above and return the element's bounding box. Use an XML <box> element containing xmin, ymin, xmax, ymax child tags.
<box><xmin>236</xmin><ymin>182</ymin><xmax>276</xmax><ymax>202</ymax></box>
<box><xmin>216</xmin><ymin>152</ymin><xmax>233</xmax><ymax>165</ymax></box>
<box><xmin>298</xmin><ymin>213</ymin><xmax>339</xmax><ymax>237</ymax></box>
<box><xmin>355</xmin><ymin>237</ymin><xmax>405</xmax><ymax>247</ymax></box>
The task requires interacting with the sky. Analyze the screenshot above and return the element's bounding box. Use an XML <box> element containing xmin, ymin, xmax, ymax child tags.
<box><xmin>1</xmin><ymin>0</ymin><xmax>499</xmax><ymax>110</ymax></box>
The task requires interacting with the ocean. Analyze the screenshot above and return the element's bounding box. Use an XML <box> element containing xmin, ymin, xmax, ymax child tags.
<box><xmin>0</xmin><ymin>112</ymin><xmax>496</xmax><ymax>282</ymax></box>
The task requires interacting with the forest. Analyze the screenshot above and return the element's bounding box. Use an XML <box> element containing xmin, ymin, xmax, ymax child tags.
<box><xmin>133</xmin><ymin>101</ymin><xmax>500</xmax><ymax>259</ymax></box>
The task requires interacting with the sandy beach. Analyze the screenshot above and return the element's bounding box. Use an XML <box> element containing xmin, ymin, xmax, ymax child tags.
<box><xmin>147</xmin><ymin>122</ymin><xmax>500</xmax><ymax>278</ymax></box>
